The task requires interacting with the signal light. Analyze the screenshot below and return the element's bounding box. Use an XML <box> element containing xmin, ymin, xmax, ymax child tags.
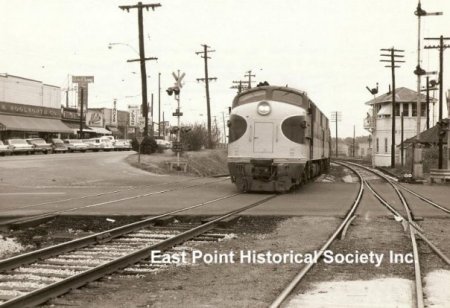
<box><xmin>166</xmin><ymin>86</ymin><xmax>180</xmax><ymax>96</ymax></box>
<box><xmin>166</xmin><ymin>88</ymin><xmax>173</xmax><ymax>96</ymax></box>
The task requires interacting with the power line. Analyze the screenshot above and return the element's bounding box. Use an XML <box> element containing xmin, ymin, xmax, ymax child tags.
<box><xmin>119</xmin><ymin>1</ymin><xmax>161</xmax><ymax>137</ymax></box>
<box><xmin>380</xmin><ymin>47</ymin><xmax>405</xmax><ymax>168</ymax></box>
<box><xmin>424</xmin><ymin>35</ymin><xmax>450</xmax><ymax>169</ymax></box>
<box><xmin>196</xmin><ymin>44</ymin><xmax>217</xmax><ymax>149</ymax></box>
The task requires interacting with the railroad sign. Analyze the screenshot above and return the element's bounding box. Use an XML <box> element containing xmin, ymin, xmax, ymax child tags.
<box><xmin>172</xmin><ymin>71</ymin><xmax>185</xmax><ymax>88</ymax></box>
<box><xmin>172</xmin><ymin>141</ymin><xmax>183</xmax><ymax>152</ymax></box>
<box><xmin>136</xmin><ymin>136</ymin><xmax>145</xmax><ymax>144</ymax></box>
<box><xmin>172</xmin><ymin>112</ymin><xmax>183</xmax><ymax>117</ymax></box>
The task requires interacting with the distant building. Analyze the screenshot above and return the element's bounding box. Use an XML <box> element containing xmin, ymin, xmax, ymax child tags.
<box><xmin>0</xmin><ymin>74</ymin><xmax>72</xmax><ymax>140</ymax></box>
<box><xmin>363</xmin><ymin>87</ymin><xmax>430</xmax><ymax>167</ymax></box>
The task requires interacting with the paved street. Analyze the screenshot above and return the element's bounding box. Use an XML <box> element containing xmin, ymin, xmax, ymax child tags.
<box><xmin>0</xmin><ymin>152</ymin><xmax>448</xmax><ymax>218</ymax></box>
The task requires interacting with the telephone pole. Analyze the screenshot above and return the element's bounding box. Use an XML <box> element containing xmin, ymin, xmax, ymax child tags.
<box><xmin>119</xmin><ymin>2</ymin><xmax>160</xmax><ymax>137</ymax></box>
<box><xmin>380</xmin><ymin>47</ymin><xmax>405</xmax><ymax>168</ymax></box>
<box><xmin>424</xmin><ymin>35</ymin><xmax>450</xmax><ymax>169</ymax></box>
<box><xmin>413</xmin><ymin>1</ymin><xmax>442</xmax><ymax>178</ymax></box>
<box><xmin>196</xmin><ymin>44</ymin><xmax>217</xmax><ymax>149</ymax></box>
<box><xmin>231</xmin><ymin>80</ymin><xmax>248</xmax><ymax>94</ymax></box>
<box><xmin>244</xmin><ymin>70</ymin><xmax>255</xmax><ymax>89</ymax></box>
<box><xmin>330</xmin><ymin>111</ymin><xmax>342</xmax><ymax>157</ymax></box>
<box><xmin>158</xmin><ymin>72</ymin><xmax>161</xmax><ymax>137</ymax></box>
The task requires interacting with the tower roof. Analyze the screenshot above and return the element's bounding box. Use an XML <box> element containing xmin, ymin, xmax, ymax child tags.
<box><xmin>364</xmin><ymin>87</ymin><xmax>432</xmax><ymax>105</ymax></box>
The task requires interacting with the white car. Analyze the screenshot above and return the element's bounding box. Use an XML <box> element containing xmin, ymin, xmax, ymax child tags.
<box><xmin>5</xmin><ymin>139</ymin><xmax>35</xmax><ymax>154</ymax></box>
<box><xmin>89</xmin><ymin>138</ymin><xmax>114</xmax><ymax>151</ymax></box>
<box><xmin>0</xmin><ymin>140</ymin><xmax>13</xmax><ymax>156</ymax></box>
<box><xmin>63</xmin><ymin>139</ymin><xmax>89</xmax><ymax>152</ymax></box>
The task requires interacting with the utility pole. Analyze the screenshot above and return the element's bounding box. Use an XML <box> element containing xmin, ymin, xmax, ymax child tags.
<box><xmin>150</xmin><ymin>93</ymin><xmax>154</xmax><ymax>136</ymax></box>
<box><xmin>79</xmin><ymin>87</ymin><xmax>84</xmax><ymax>139</ymax></box>
<box><xmin>196</xmin><ymin>44</ymin><xmax>217</xmax><ymax>149</ymax></box>
<box><xmin>244</xmin><ymin>70</ymin><xmax>255</xmax><ymax>89</ymax></box>
<box><xmin>162</xmin><ymin>111</ymin><xmax>165</xmax><ymax>137</ymax></box>
<box><xmin>424</xmin><ymin>36</ymin><xmax>450</xmax><ymax>169</ymax></box>
<box><xmin>158</xmin><ymin>72</ymin><xmax>161</xmax><ymax>137</ymax></box>
<box><xmin>353</xmin><ymin>125</ymin><xmax>355</xmax><ymax>157</ymax></box>
<box><xmin>221</xmin><ymin>111</ymin><xmax>227</xmax><ymax>144</ymax></box>
<box><xmin>231</xmin><ymin>80</ymin><xmax>248</xmax><ymax>94</ymax></box>
<box><xmin>330</xmin><ymin>111</ymin><xmax>342</xmax><ymax>157</ymax></box>
<box><xmin>380</xmin><ymin>47</ymin><xmax>405</xmax><ymax>168</ymax></box>
<box><xmin>119</xmin><ymin>2</ymin><xmax>160</xmax><ymax>137</ymax></box>
<box><xmin>413</xmin><ymin>1</ymin><xmax>442</xmax><ymax>178</ymax></box>
<box><xmin>420</xmin><ymin>75</ymin><xmax>438</xmax><ymax>130</ymax></box>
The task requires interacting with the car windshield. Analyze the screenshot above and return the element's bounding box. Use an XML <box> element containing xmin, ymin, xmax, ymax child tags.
<box><xmin>30</xmin><ymin>139</ymin><xmax>46</xmax><ymax>144</ymax></box>
<box><xmin>52</xmin><ymin>139</ymin><xmax>63</xmax><ymax>143</ymax></box>
<box><xmin>9</xmin><ymin>139</ymin><xmax>27</xmax><ymax>145</ymax></box>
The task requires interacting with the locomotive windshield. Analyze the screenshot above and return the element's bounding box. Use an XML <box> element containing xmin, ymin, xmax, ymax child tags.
<box><xmin>228</xmin><ymin>114</ymin><xmax>247</xmax><ymax>143</ymax></box>
<box><xmin>281</xmin><ymin>116</ymin><xmax>306</xmax><ymax>144</ymax></box>
<box><xmin>236</xmin><ymin>90</ymin><xmax>266</xmax><ymax>105</ymax></box>
<box><xmin>272</xmin><ymin>90</ymin><xmax>304</xmax><ymax>107</ymax></box>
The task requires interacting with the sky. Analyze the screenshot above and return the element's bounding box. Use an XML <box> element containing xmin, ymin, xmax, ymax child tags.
<box><xmin>1</xmin><ymin>0</ymin><xmax>449</xmax><ymax>138</ymax></box>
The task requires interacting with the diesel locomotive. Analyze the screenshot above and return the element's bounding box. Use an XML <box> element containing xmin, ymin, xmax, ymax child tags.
<box><xmin>227</xmin><ymin>85</ymin><xmax>331</xmax><ymax>192</ymax></box>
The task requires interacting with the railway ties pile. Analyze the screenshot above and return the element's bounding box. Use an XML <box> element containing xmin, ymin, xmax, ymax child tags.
<box><xmin>0</xmin><ymin>194</ymin><xmax>276</xmax><ymax>307</ymax></box>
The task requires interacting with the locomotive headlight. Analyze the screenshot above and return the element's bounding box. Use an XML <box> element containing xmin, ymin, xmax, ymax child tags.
<box><xmin>257</xmin><ymin>101</ymin><xmax>271</xmax><ymax>116</ymax></box>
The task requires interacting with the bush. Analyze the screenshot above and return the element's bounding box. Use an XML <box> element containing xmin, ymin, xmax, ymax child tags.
<box><xmin>131</xmin><ymin>136</ymin><xmax>158</xmax><ymax>154</ymax></box>
<box><xmin>180</xmin><ymin>123</ymin><xmax>221</xmax><ymax>151</ymax></box>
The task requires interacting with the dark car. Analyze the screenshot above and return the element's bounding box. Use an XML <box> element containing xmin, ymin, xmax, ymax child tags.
<box><xmin>50</xmin><ymin>138</ymin><xmax>68</xmax><ymax>153</ymax></box>
<box><xmin>26</xmin><ymin>138</ymin><xmax>53</xmax><ymax>154</ymax></box>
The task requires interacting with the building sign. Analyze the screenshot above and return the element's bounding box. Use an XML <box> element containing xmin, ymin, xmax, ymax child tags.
<box><xmin>111</xmin><ymin>100</ymin><xmax>118</xmax><ymax>126</ymax></box>
<box><xmin>87</xmin><ymin>110</ymin><xmax>103</xmax><ymax>127</ymax></box>
<box><xmin>61</xmin><ymin>107</ymin><xmax>84</xmax><ymax>121</ymax></box>
<box><xmin>0</xmin><ymin>101</ymin><xmax>60</xmax><ymax>119</ymax></box>
<box><xmin>72</xmin><ymin>76</ymin><xmax>94</xmax><ymax>110</ymax></box>
<box><xmin>72</xmin><ymin>76</ymin><xmax>94</xmax><ymax>83</ymax></box>
<box><xmin>128</xmin><ymin>105</ymin><xmax>140</xmax><ymax>127</ymax></box>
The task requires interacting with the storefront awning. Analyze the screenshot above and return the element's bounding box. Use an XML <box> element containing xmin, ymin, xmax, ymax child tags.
<box><xmin>0</xmin><ymin>114</ymin><xmax>73</xmax><ymax>134</ymax></box>
<box><xmin>89</xmin><ymin>126</ymin><xmax>113</xmax><ymax>135</ymax></box>
<box><xmin>62</xmin><ymin>121</ymin><xmax>96</xmax><ymax>133</ymax></box>
<box><xmin>106</xmin><ymin>126</ymin><xmax>120</xmax><ymax>133</ymax></box>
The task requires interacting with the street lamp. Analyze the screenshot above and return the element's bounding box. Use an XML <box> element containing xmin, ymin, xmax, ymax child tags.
<box><xmin>108</xmin><ymin>42</ymin><xmax>139</xmax><ymax>55</ymax></box>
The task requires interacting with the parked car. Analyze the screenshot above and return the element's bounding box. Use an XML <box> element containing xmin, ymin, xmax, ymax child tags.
<box><xmin>82</xmin><ymin>139</ymin><xmax>102</xmax><ymax>152</ymax></box>
<box><xmin>26</xmin><ymin>138</ymin><xmax>53</xmax><ymax>154</ymax></box>
<box><xmin>5</xmin><ymin>139</ymin><xmax>35</xmax><ymax>154</ymax></box>
<box><xmin>155</xmin><ymin>138</ymin><xmax>171</xmax><ymax>149</ymax></box>
<box><xmin>88</xmin><ymin>138</ymin><xmax>114</xmax><ymax>151</ymax></box>
<box><xmin>113</xmin><ymin>139</ymin><xmax>131</xmax><ymax>151</ymax></box>
<box><xmin>0</xmin><ymin>140</ymin><xmax>12</xmax><ymax>156</ymax></box>
<box><xmin>50</xmin><ymin>138</ymin><xmax>68</xmax><ymax>153</ymax></box>
<box><xmin>63</xmin><ymin>139</ymin><xmax>89</xmax><ymax>152</ymax></box>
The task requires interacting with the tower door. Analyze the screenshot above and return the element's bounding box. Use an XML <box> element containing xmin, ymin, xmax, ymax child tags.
<box><xmin>253</xmin><ymin>122</ymin><xmax>273</xmax><ymax>153</ymax></box>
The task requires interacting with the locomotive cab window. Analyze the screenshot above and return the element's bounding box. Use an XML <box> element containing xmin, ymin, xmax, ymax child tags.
<box><xmin>281</xmin><ymin>116</ymin><xmax>306</xmax><ymax>144</ymax></box>
<box><xmin>228</xmin><ymin>114</ymin><xmax>247</xmax><ymax>143</ymax></box>
<box><xmin>272</xmin><ymin>90</ymin><xmax>304</xmax><ymax>107</ymax></box>
<box><xmin>235</xmin><ymin>90</ymin><xmax>266</xmax><ymax>106</ymax></box>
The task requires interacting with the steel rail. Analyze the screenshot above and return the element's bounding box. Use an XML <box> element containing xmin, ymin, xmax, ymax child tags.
<box><xmin>0</xmin><ymin>194</ymin><xmax>276</xmax><ymax>308</ymax></box>
<box><xmin>14</xmin><ymin>176</ymin><xmax>205</xmax><ymax>210</ymax></box>
<box><xmin>0</xmin><ymin>177</ymin><xmax>229</xmax><ymax>228</ymax></box>
<box><xmin>0</xmin><ymin>192</ymin><xmax>240</xmax><ymax>272</ymax></box>
<box><xmin>340</xmin><ymin>162</ymin><xmax>425</xmax><ymax>308</ymax></box>
<box><xmin>344</xmin><ymin>163</ymin><xmax>450</xmax><ymax>264</ymax></box>
<box><xmin>343</xmin><ymin>161</ymin><xmax>450</xmax><ymax>215</ymax></box>
<box><xmin>269</xmin><ymin>164</ymin><xmax>364</xmax><ymax>308</ymax></box>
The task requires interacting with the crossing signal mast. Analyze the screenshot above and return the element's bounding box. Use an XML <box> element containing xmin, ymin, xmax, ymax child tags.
<box><xmin>167</xmin><ymin>70</ymin><xmax>185</xmax><ymax>168</ymax></box>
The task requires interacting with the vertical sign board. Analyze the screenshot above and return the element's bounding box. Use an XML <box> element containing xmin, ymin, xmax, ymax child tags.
<box><xmin>128</xmin><ymin>105</ymin><xmax>140</xmax><ymax>127</ymax></box>
<box><xmin>72</xmin><ymin>76</ymin><xmax>94</xmax><ymax>111</ymax></box>
<box><xmin>111</xmin><ymin>100</ymin><xmax>118</xmax><ymax>126</ymax></box>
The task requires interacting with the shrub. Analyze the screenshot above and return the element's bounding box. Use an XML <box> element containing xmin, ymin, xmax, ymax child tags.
<box><xmin>180</xmin><ymin>123</ymin><xmax>221</xmax><ymax>151</ymax></box>
<box><xmin>131</xmin><ymin>136</ymin><xmax>158</xmax><ymax>154</ymax></box>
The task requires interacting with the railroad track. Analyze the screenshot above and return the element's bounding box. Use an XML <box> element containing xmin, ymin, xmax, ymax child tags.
<box><xmin>336</xmin><ymin>161</ymin><xmax>449</xmax><ymax>308</ymax></box>
<box><xmin>0</xmin><ymin>177</ymin><xmax>229</xmax><ymax>229</ymax></box>
<box><xmin>270</xmin><ymin>161</ymin><xmax>449</xmax><ymax>308</ymax></box>
<box><xmin>0</xmin><ymin>193</ymin><xmax>276</xmax><ymax>307</ymax></box>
